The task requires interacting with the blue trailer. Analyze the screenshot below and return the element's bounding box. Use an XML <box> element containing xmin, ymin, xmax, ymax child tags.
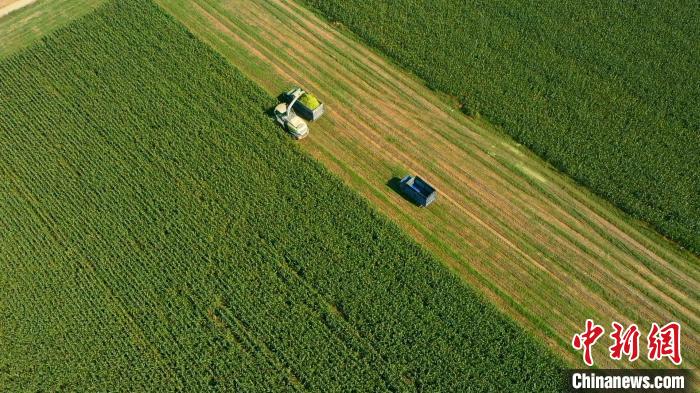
<box><xmin>399</xmin><ymin>175</ymin><xmax>437</xmax><ymax>207</ymax></box>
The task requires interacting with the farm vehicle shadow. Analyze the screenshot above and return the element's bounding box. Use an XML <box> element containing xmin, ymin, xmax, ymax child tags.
<box><xmin>386</xmin><ymin>177</ymin><xmax>420</xmax><ymax>206</ymax></box>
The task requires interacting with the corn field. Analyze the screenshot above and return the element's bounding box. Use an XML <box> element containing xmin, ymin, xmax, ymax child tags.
<box><xmin>0</xmin><ymin>1</ymin><xmax>563</xmax><ymax>391</ymax></box>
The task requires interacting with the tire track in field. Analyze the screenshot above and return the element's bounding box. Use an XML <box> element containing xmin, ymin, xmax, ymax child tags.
<box><xmin>157</xmin><ymin>0</ymin><xmax>699</xmax><ymax>371</ymax></box>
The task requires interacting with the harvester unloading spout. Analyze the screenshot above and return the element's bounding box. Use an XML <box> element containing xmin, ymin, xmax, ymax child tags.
<box><xmin>287</xmin><ymin>88</ymin><xmax>304</xmax><ymax>118</ymax></box>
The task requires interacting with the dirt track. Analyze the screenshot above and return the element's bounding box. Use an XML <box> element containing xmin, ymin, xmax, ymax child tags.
<box><xmin>159</xmin><ymin>0</ymin><xmax>699</xmax><ymax>370</ymax></box>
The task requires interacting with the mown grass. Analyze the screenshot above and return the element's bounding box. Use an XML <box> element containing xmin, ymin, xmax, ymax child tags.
<box><xmin>0</xmin><ymin>0</ymin><xmax>564</xmax><ymax>390</ymax></box>
<box><xmin>300</xmin><ymin>0</ymin><xmax>700</xmax><ymax>254</ymax></box>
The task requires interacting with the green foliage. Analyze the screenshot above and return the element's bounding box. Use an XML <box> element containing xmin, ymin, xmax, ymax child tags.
<box><xmin>0</xmin><ymin>0</ymin><xmax>563</xmax><ymax>391</ymax></box>
<box><xmin>299</xmin><ymin>92</ymin><xmax>321</xmax><ymax>109</ymax></box>
<box><xmin>0</xmin><ymin>0</ymin><xmax>107</xmax><ymax>59</ymax></box>
<box><xmin>301</xmin><ymin>0</ymin><xmax>700</xmax><ymax>253</ymax></box>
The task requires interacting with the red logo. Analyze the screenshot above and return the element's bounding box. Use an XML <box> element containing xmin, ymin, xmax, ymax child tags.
<box><xmin>609</xmin><ymin>322</ymin><xmax>640</xmax><ymax>362</ymax></box>
<box><xmin>647</xmin><ymin>322</ymin><xmax>682</xmax><ymax>365</ymax></box>
<box><xmin>572</xmin><ymin>320</ymin><xmax>682</xmax><ymax>366</ymax></box>
<box><xmin>572</xmin><ymin>319</ymin><xmax>605</xmax><ymax>366</ymax></box>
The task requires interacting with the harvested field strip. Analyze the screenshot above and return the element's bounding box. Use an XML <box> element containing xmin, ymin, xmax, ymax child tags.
<box><xmin>157</xmin><ymin>0</ymin><xmax>700</xmax><ymax>369</ymax></box>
